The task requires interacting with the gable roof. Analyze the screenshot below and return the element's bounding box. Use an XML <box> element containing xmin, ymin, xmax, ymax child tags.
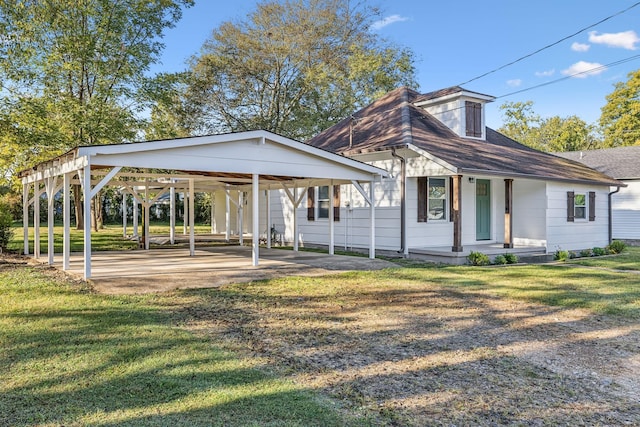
<box><xmin>306</xmin><ymin>87</ymin><xmax>622</xmax><ymax>186</ymax></box>
<box><xmin>554</xmin><ymin>146</ymin><xmax>640</xmax><ymax>180</ymax></box>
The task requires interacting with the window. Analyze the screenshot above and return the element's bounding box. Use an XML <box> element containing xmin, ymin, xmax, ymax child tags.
<box><xmin>465</xmin><ymin>101</ymin><xmax>482</xmax><ymax>138</ymax></box>
<box><xmin>567</xmin><ymin>191</ymin><xmax>595</xmax><ymax>222</ymax></box>
<box><xmin>317</xmin><ymin>186</ymin><xmax>330</xmax><ymax>219</ymax></box>
<box><xmin>428</xmin><ymin>178</ymin><xmax>446</xmax><ymax>220</ymax></box>
<box><xmin>574</xmin><ymin>193</ymin><xmax>586</xmax><ymax>220</ymax></box>
<box><xmin>418</xmin><ymin>177</ymin><xmax>447</xmax><ymax>222</ymax></box>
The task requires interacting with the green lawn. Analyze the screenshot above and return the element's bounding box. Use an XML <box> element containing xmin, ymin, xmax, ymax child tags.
<box><xmin>2</xmin><ymin>239</ymin><xmax>639</xmax><ymax>425</ymax></box>
<box><xmin>567</xmin><ymin>246</ymin><xmax>640</xmax><ymax>271</ymax></box>
<box><xmin>0</xmin><ymin>265</ymin><xmax>359</xmax><ymax>426</ymax></box>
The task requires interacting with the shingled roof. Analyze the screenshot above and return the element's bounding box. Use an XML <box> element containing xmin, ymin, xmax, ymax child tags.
<box><xmin>306</xmin><ymin>87</ymin><xmax>622</xmax><ymax>186</ymax></box>
<box><xmin>554</xmin><ymin>146</ymin><xmax>640</xmax><ymax>180</ymax></box>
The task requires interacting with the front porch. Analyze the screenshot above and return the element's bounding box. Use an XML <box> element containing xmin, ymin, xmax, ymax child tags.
<box><xmin>409</xmin><ymin>243</ymin><xmax>550</xmax><ymax>265</ymax></box>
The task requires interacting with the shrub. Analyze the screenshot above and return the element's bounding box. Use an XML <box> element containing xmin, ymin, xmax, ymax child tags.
<box><xmin>504</xmin><ymin>253</ymin><xmax>518</xmax><ymax>264</ymax></box>
<box><xmin>468</xmin><ymin>251</ymin><xmax>490</xmax><ymax>266</ymax></box>
<box><xmin>554</xmin><ymin>249</ymin><xmax>570</xmax><ymax>262</ymax></box>
<box><xmin>607</xmin><ymin>240</ymin><xmax>626</xmax><ymax>254</ymax></box>
<box><xmin>0</xmin><ymin>199</ymin><xmax>14</xmax><ymax>251</ymax></box>
<box><xmin>579</xmin><ymin>249</ymin><xmax>593</xmax><ymax>258</ymax></box>
<box><xmin>493</xmin><ymin>254</ymin><xmax>507</xmax><ymax>265</ymax></box>
<box><xmin>592</xmin><ymin>247</ymin><xmax>606</xmax><ymax>256</ymax></box>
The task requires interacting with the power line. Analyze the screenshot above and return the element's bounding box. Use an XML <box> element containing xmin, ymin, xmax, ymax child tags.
<box><xmin>457</xmin><ymin>1</ymin><xmax>640</xmax><ymax>86</ymax></box>
<box><xmin>495</xmin><ymin>54</ymin><xmax>640</xmax><ymax>99</ymax></box>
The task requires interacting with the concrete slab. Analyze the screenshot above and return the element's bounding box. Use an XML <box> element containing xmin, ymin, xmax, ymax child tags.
<box><xmin>54</xmin><ymin>246</ymin><xmax>397</xmax><ymax>294</ymax></box>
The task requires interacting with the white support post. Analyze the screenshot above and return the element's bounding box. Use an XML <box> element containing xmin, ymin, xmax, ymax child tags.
<box><xmin>225</xmin><ymin>188</ymin><xmax>230</xmax><ymax>241</ymax></box>
<box><xmin>293</xmin><ymin>187</ymin><xmax>298</xmax><ymax>252</ymax></box>
<box><xmin>22</xmin><ymin>182</ymin><xmax>29</xmax><ymax>255</ymax></box>
<box><xmin>252</xmin><ymin>174</ymin><xmax>259</xmax><ymax>266</ymax></box>
<box><xmin>122</xmin><ymin>192</ymin><xmax>127</xmax><ymax>237</ymax></box>
<box><xmin>183</xmin><ymin>191</ymin><xmax>188</xmax><ymax>235</ymax></box>
<box><xmin>369</xmin><ymin>181</ymin><xmax>376</xmax><ymax>259</ymax></box>
<box><xmin>238</xmin><ymin>191</ymin><xmax>244</xmax><ymax>246</ymax></box>
<box><xmin>46</xmin><ymin>177</ymin><xmax>55</xmax><ymax>266</ymax></box>
<box><xmin>144</xmin><ymin>184</ymin><xmax>150</xmax><ymax>250</ymax></box>
<box><xmin>170</xmin><ymin>184</ymin><xmax>175</xmax><ymax>244</ymax></box>
<box><xmin>189</xmin><ymin>179</ymin><xmax>195</xmax><ymax>256</ymax></box>
<box><xmin>266</xmin><ymin>189</ymin><xmax>271</xmax><ymax>249</ymax></box>
<box><xmin>33</xmin><ymin>181</ymin><xmax>40</xmax><ymax>259</ymax></box>
<box><xmin>82</xmin><ymin>164</ymin><xmax>92</xmax><ymax>279</ymax></box>
<box><xmin>329</xmin><ymin>182</ymin><xmax>334</xmax><ymax>255</ymax></box>
<box><xmin>63</xmin><ymin>173</ymin><xmax>71</xmax><ymax>270</ymax></box>
<box><xmin>133</xmin><ymin>197</ymin><xmax>139</xmax><ymax>238</ymax></box>
<box><xmin>210</xmin><ymin>191</ymin><xmax>215</xmax><ymax>234</ymax></box>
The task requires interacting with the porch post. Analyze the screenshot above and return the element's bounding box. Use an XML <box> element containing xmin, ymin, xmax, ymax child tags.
<box><xmin>504</xmin><ymin>179</ymin><xmax>514</xmax><ymax>249</ymax></box>
<box><xmin>252</xmin><ymin>174</ymin><xmax>259</xmax><ymax>266</ymax></box>
<box><xmin>369</xmin><ymin>181</ymin><xmax>375</xmax><ymax>259</ymax></box>
<box><xmin>329</xmin><ymin>181</ymin><xmax>335</xmax><ymax>255</ymax></box>
<box><xmin>22</xmin><ymin>182</ymin><xmax>29</xmax><ymax>255</ymax></box>
<box><xmin>452</xmin><ymin>175</ymin><xmax>463</xmax><ymax>252</ymax></box>
<box><xmin>63</xmin><ymin>172</ymin><xmax>71</xmax><ymax>270</ymax></box>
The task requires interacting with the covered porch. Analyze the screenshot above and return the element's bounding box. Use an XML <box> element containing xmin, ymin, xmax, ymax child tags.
<box><xmin>409</xmin><ymin>242</ymin><xmax>550</xmax><ymax>265</ymax></box>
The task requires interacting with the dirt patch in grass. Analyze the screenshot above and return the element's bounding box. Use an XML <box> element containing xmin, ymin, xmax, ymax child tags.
<box><xmin>175</xmin><ymin>273</ymin><xmax>640</xmax><ymax>426</ymax></box>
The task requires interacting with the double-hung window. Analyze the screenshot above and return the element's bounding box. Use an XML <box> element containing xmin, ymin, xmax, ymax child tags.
<box><xmin>428</xmin><ymin>178</ymin><xmax>446</xmax><ymax>220</ymax></box>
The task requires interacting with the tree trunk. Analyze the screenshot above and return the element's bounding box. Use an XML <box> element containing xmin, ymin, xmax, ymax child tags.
<box><xmin>73</xmin><ymin>184</ymin><xmax>84</xmax><ymax>230</ymax></box>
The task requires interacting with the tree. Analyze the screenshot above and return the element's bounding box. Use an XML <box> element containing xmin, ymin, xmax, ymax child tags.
<box><xmin>184</xmin><ymin>0</ymin><xmax>417</xmax><ymax>141</ymax></box>
<box><xmin>600</xmin><ymin>69</ymin><xmax>640</xmax><ymax>147</ymax></box>
<box><xmin>0</xmin><ymin>0</ymin><xmax>193</xmax><ymax>227</ymax></box>
<box><xmin>498</xmin><ymin>100</ymin><xmax>601</xmax><ymax>152</ymax></box>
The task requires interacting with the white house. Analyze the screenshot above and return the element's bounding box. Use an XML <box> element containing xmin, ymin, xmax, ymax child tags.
<box><xmin>266</xmin><ymin>86</ymin><xmax>623</xmax><ymax>262</ymax></box>
<box><xmin>555</xmin><ymin>146</ymin><xmax>640</xmax><ymax>243</ymax></box>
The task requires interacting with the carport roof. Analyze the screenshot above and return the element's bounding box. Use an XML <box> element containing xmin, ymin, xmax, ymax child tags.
<box><xmin>20</xmin><ymin>129</ymin><xmax>389</xmax><ymax>186</ymax></box>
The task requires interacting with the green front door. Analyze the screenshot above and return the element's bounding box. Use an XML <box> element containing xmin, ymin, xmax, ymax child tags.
<box><xmin>476</xmin><ymin>179</ymin><xmax>491</xmax><ymax>240</ymax></box>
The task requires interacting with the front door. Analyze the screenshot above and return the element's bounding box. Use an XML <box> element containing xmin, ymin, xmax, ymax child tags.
<box><xmin>476</xmin><ymin>179</ymin><xmax>491</xmax><ymax>240</ymax></box>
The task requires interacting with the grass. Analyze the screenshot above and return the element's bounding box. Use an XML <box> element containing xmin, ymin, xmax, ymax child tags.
<box><xmin>0</xmin><ymin>264</ymin><xmax>359</xmax><ymax>426</ymax></box>
<box><xmin>567</xmin><ymin>246</ymin><xmax>640</xmax><ymax>271</ymax></box>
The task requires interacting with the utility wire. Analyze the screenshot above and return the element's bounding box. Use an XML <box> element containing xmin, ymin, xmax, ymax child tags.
<box><xmin>457</xmin><ymin>1</ymin><xmax>640</xmax><ymax>86</ymax></box>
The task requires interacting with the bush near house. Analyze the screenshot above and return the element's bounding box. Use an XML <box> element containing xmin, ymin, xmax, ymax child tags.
<box><xmin>468</xmin><ymin>251</ymin><xmax>490</xmax><ymax>266</ymax></box>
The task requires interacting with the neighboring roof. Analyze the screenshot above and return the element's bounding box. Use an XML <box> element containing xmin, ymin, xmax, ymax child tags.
<box><xmin>554</xmin><ymin>146</ymin><xmax>640</xmax><ymax>180</ymax></box>
<box><xmin>306</xmin><ymin>87</ymin><xmax>623</xmax><ymax>186</ymax></box>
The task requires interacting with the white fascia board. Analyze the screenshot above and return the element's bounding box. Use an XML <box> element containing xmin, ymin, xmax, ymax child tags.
<box><xmin>406</xmin><ymin>144</ymin><xmax>459</xmax><ymax>174</ymax></box>
<box><xmin>414</xmin><ymin>91</ymin><xmax>495</xmax><ymax>107</ymax></box>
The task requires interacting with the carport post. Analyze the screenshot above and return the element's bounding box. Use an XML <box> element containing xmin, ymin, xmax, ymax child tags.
<box><xmin>46</xmin><ymin>176</ymin><xmax>55</xmax><ymax>266</ymax></box>
<box><xmin>225</xmin><ymin>187</ymin><xmax>230</xmax><ymax>241</ymax></box>
<box><xmin>266</xmin><ymin>190</ymin><xmax>271</xmax><ymax>249</ymax></box>
<box><xmin>122</xmin><ymin>192</ymin><xmax>127</xmax><ymax>237</ymax></box>
<box><xmin>133</xmin><ymin>197</ymin><xmax>139</xmax><ymax>238</ymax></box>
<box><xmin>144</xmin><ymin>183</ymin><xmax>150</xmax><ymax>250</ymax></box>
<box><xmin>252</xmin><ymin>174</ymin><xmax>259</xmax><ymax>266</ymax></box>
<box><xmin>210</xmin><ymin>191</ymin><xmax>215</xmax><ymax>234</ymax></box>
<box><xmin>329</xmin><ymin>181</ymin><xmax>334</xmax><ymax>255</ymax></box>
<box><xmin>22</xmin><ymin>182</ymin><xmax>29</xmax><ymax>255</ymax></box>
<box><xmin>293</xmin><ymin>187</ymin><xmax>299</xmax><ymax>252</ymax></box>
<box><xmin>238</xmin><ymin>191</ymin><xmax>243</xmax><ymax>245</ymax></box>
<box><xmin>63</xmin><ymin>172</ymin><xmax>71</xmax><ymax>271</ymax></box>
<box><xmin>169</xmin><ymin>183</ymin><xmax>175</xmax><ymax>244</ymax></box>
<box><xmin>82</xmin><ymin>164</ymin><xmax>92</xmax><ymax>279</ymax></box>
<box><xmin>189</xmin><ymin>179</ymin><xmax>195</xmax><ymax>256</ymax></box>
<box><xmin>33</xmin><ymin>181</ymin><xmax>41</xmax><ymax>259</ymax></box>
<box><xmin>369</xmin><ymin>180</ymin><xmax>375</xmax><ymax>259</ymax></box>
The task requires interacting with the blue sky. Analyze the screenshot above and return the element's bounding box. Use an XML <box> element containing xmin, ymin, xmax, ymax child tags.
<box><xmin>152</xmin><ymin>0</ymin><xmax>640</xmax><ymax>129</ymax></box>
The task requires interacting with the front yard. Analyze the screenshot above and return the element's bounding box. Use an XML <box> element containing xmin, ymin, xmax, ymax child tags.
<box><xmin>1</xmin><ymin>248</ymin><xmax>639</xmax><ymax>425</ymax></box>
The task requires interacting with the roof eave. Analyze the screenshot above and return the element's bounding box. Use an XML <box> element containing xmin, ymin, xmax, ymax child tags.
<box><xmin>460</xmin><ymin>168</ymin><xmax>627</xmax><ymax>187</ymax></box>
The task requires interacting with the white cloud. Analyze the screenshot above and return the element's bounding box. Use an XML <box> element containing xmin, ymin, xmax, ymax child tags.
<box><xmin>571</xmin><ymin>42</ymin><xmax>590</xmax><ymax>52</ymax></box>
<box><xmin>535</xmin><ymin>69</ymin><xmax>555</xmax><ymax>77</ymax></box>
<box><xmin>588</xmin><ymin>30</ymin><xmax>639</xmax><ymax>50</ymax></box>
<box><xmin>561</xmin><ymin>61</ymin><xmax>607</xmax><ymax>78</ymax></box>
<box><xmin>370</xmin><ymin>14</ymin><xmax>409</xmax><ymax>30</ymax></box>
<box><xmin>506</xmin><ymin>79</ymin><xmax>522</xmax><ymax>87</ymax></box>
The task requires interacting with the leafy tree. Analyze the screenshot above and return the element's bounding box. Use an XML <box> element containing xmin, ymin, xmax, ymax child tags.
<box><xmin>0</xmin><ymin>0</ymin><xmax>193</xmax><ymax>226</ymax></box>
<box><xmin>498</xmin><ymin>100</ymin><xmax>601</xmax><ymax>152</ymax></box>
<box><xmin>600</xmin><ymin>69</ymin><xmax>640</xmax><ymax>147</ymax></box>
<box><xmin>185</xmin><ymin>0</ymin><xmax>418</xmax><ymax>140</ymax></box>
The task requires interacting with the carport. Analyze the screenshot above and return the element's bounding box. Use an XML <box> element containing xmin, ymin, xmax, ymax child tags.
<box><xmin>20</xmin><ymin>130</ymin><xmax>387</xmax><ymax>279</ymax></box>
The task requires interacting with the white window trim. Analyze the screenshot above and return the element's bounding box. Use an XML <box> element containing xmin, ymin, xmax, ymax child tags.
<box><xmin>315</xmin><ymin>185</ymin><xmax>330</xmax><ymax>221</ymax></box>
<box><xmin>574</xmin><ymin>192</ymin><xmax>588</xmax><ymax>222</ymax></box>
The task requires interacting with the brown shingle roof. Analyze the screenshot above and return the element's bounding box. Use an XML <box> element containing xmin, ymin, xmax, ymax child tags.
<box><xmin>306</xmin><ymin>87</ymin><xmax>622</xmax><ymax>186</ymax></box>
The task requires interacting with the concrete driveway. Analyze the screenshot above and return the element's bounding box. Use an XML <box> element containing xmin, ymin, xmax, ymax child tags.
<box><xmin>57</xmin><ymin>246</ymin><xmax>397</xmax><ymax>294</ymax></box>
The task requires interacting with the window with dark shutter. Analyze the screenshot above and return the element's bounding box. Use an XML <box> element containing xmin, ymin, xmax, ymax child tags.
<box><xmin>307</xmin><ymin>187</ymin><xmax>315</xmax><ymax>221</ymax></box>
<box><xmin>567</xmin><ymin>191</ymin><xmax>575</xmax><ymax>222</ymax></box>
<box><xmin>465</xmin><ymin>101</ymin><xmax>482</xmax><ymax>138</ymax></box>
<box><xmin>417</xmin><ymin>177</ymin><xmax>427</xmax><ymax>222</ymax></box>
<box><xmin>588</xmin><ymin>191</ymin><xmax>596</xmax><ymax>221</ymax></box>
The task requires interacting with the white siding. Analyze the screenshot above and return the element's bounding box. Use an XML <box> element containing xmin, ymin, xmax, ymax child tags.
<box><xmin>421</xmin><ymin>99</ymin><xmax>462</xmax><ymax>136</ymax></box>
<box><xmin>512</xmin><ymin>180</ymin><xmax>547</xmax><ymax>246</ymax></box>
<box><xmin>407</xmin><ymin>177</ymin><xmax>453</xmax><ymax>248</ymax></box>
<box><xmin>612</xmin><ymin>180</ymin><xmax>640</xmax><ymax>239</ymax></box>
<box><xmin>546</xmin><ymin>183</ymin><xmax>610</xmax><ymax>251</ymax></box>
